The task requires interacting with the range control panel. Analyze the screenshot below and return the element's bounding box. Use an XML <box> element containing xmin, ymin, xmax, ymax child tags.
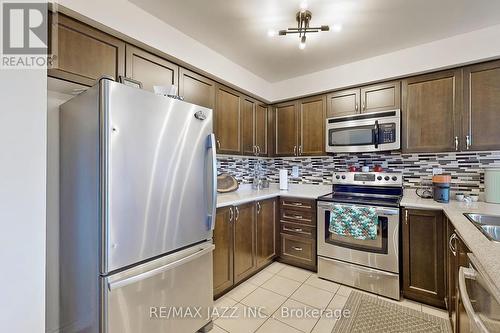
<box><xmin>333</xmin><ymin>172</ymin><xmax>403</xmax><ymax>187</ymax></box>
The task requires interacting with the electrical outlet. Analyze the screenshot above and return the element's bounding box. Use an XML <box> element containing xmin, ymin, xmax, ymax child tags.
<box><xmin>291</xmin><ymin>166</ymin><xmax>299</xmax><ymax>178</ymax></box>
<box><xmin>432</xmin><ymin>168</ymin><xmax>443</xmax><ymax>175</ymax></box>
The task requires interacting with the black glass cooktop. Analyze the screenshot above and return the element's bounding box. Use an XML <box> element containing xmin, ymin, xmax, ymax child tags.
<box><xmin>318</xmin><ymin>185</ymin><xmax>403</xmax><ymax>207</ymax></box>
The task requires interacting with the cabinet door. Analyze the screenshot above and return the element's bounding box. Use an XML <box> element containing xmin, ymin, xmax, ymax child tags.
<box><xmin>298</xmin><ymin>95</ymin><xmax>326</xmax><ymax>156</ymax></box>
<box><xmin>402</xmin><ymin>70</ymin><xmax>462</xmax><ymax>153</ymax></box>
<box><xmin>463</xmin><ymin>60</ymin><xmax>500</xmax><ymax>151</ymax></box>
<box><xmin>403</xmin><ymin>209</ymin><xmax>446</xmax><ymax>308</ymax></box>
<box><xmin>326</xmin><ymin>88</ymin><xmax>360</xmax><ymax>118</ymax></box>
<box><xmin>233</xmin><ymin>203</ymin><xmax>256</xmax><ymax>283</ymax></box>
<box><xmin>125</xmin><ymin>45</ymin><xmax>178</xmax><ymax>92</ymax></box>
<box><xmin>215</xmin><ymin>85</ymin><xmax>241</xmax><ymax>154</ymax></box>
<box><xmin>361</xmin><ymin>81</ymin><xmax>401</xmax><ymax>113</ymax></box>
<box><xmin>48</xmin><ymin>13</ymin><xmax>125</xmax><ymax>86</ymax></box>
<box><xmin>178</xmin><ymin>68</ymin><xmax>215</xmax><ymax>109</ymax></box>
<box><xmin>275</xmin><ymin>101</ymin><xmax>298</xmax><ymax>157</ymax></box>
<box><xmin>255</xmin><ymin>104</ymin><xmax>269</xmax><ymax>156</ymax></box>
<box><xmin>213</xmin><ymin>207</ymin><xmax>234</xmax><ymax>298</ymax></box>
<box><xmin>241</xmin><ymin>98</ymin><xmax>256</xmax><ymax>155</ymax></box>
<box><xmin>455</xmin><ymin>237</ymin><xmax>471</xmax><ymax>333</ymax></box>
<box><xmin>256</xmin><ymin>199</ymin><xmax>277</xmax><ymax>267</ymax></box>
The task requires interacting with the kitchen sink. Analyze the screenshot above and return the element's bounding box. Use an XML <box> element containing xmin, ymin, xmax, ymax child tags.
<box><xmin>464</xmin><ymin>213</ymin><xmax>500</xmax><ymax>242</ymax></box>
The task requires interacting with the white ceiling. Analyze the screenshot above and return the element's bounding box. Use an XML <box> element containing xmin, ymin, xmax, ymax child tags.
<box><xmin>129</xmin><ymin>0</ymin><xmax>500</xmax><ymax>82</ymax></box>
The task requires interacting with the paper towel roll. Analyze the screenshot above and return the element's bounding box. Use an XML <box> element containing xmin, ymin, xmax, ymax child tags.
<box><xmin>279</xmin><ymin>169</ymin><xmax>288</xmax><ymax>190</ymax></box>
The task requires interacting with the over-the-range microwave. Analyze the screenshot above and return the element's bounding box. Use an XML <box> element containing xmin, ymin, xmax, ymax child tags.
<box><xmin>325</xmin><ymin>110</ymin><xmax>401</xmax><ymax>153</ymax></box>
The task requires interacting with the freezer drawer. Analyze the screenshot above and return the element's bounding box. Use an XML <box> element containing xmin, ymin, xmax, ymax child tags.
<box><xmin>102</xmin><ymin>242</ymin><xmax>214</xmax><ymax>333</ymax></box>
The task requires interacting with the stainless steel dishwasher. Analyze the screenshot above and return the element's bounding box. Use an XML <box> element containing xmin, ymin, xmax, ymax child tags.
<box><xmin>458</xmin><ymin>261</ymin><xmax>500</xmax><ymax>333</ymax></box>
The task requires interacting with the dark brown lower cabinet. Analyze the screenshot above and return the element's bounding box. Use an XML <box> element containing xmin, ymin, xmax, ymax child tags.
<box><xmin>446</xmin><ymin>218</ymin><xmax>471</xmax><ymax>333</ymax></box>
<box><xmin>402</xmin><ymin>208</ymin><xmax>446</xmax><ymax>308</ymax></box>
<box><xmin>213</xmin><ymin>206</ymin><xmax>234</xmax><ymax>298</ymax></box>
<box><xmin>278</xmin><ymin>198</ymin><xmax>317</xmax><ymax>271</ymax></box>
<box><xmin>233</xmin><ymin>202</ymin><xmax>256</xmax><ymax>283</ymax></box>
<box><xmin>255</xmin><ymin>198</ymin><xmax>278</xmax><ymax>267</ymax></box>
<box><xmin>213</xmin><ymin>198</ymin><xmax>277</xmax><ymax>298</ymax></box>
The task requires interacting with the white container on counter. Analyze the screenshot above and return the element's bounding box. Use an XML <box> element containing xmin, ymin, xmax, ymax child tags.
<box><xmin>279</xmin><ymin>169</ymin><xmax>288</xmax><ymax>190</ymax></box>
<box><xmin>485</xmin><ymin>168</ymin><xmax>500</xmax><ymax>204</ymax></box>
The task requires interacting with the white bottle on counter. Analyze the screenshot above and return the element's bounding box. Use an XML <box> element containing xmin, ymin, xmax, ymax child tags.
<box><xmin>279</xmin><ymin>169</ymin><xmax>288</xmax><ymax>190</ymax></box>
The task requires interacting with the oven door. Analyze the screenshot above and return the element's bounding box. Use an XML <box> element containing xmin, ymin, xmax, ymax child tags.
<box><xmin>317</xmin><ymin>201</ymin><xmax>399</xmax><ymax>273</ymax></box>
<box><xmin>325</xmin><ymin>110</ymin><xmax>400</xmax><ymax>153</ymax></box>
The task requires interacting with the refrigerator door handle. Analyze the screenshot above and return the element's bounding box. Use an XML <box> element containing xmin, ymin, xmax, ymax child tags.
<box><xmin>207</xmin><ymin>133</ymin><xmax>217</xmax><ymax>231</ymax></box>
<box><xmin>107</xmin><ymin>244</ymin><xmax>215</xmax><ymax>291</ymax></box>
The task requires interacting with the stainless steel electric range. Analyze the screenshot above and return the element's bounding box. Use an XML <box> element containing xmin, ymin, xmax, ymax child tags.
<box><xmin>317</xmin><ymin>172</ymin><xmax>403</xmax><ymax>300</ymax></box>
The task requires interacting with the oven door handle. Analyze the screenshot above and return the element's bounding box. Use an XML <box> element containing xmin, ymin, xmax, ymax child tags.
<box><xmin>318</xmin><ymin>202</ymin><xmax>398</xmax><ymax>216</ymax></box>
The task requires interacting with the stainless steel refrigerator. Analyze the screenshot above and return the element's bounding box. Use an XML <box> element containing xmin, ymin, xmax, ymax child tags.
<box><xmin>59</xmin><ymin>79</ymin><xmax>216</xmax><ymax>333</ymax></box>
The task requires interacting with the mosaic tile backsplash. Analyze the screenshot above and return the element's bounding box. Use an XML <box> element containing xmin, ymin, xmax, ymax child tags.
<box><xmin>217</xmin><ymin>151</ymin><xmax>500</xmax><ymax>193</ymax></box>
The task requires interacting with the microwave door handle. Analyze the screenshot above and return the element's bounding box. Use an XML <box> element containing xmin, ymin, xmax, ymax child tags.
<box><xmin>374</xmin><ymin>120</ymin><xmax>379</xmax><ymax>149</ymax></box>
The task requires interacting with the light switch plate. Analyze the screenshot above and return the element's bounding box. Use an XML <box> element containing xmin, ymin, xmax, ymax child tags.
<box><xmin>432</xmin><ymin>168</ymin><xmax>443</xmax><ymax>175</ymax></box>
<box><xmin>291</xmin><ymin>166</ymin><xmax>299</xmax><ymax>178</ymax></box>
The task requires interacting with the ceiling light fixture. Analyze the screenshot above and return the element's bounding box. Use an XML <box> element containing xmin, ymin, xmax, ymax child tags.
<box><xmin>276</xmin><ymin>8</ymin><xmax>329</xmax><ymax>50</ymax></box>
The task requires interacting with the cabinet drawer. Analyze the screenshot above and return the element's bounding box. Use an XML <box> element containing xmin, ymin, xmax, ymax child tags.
<box><xmin>280</xmin><ymin>209</ymin><xmax>314</xmax><ymax>225</ymax></box>
<box><xmin>280</xmin><ymin>198</ymin><xmax>315</xmax><ymax>211</ymax></box>
<box><xmin>280</xmin><ymin>233</ymin><xmax>315</xmax><ymax>265</ymax></box>
<box><xmin>281</xmin><ymin>222</ymin><xmax>315</xmax><ymax>239</ymax></box>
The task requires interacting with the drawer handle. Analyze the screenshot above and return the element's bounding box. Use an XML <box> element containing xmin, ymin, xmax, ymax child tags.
<box><xmin>288</xmin><ymin>202</ymin><xmax>302</xmax><ymax>206</ymax></box>
<box><xmin>284</xmin><ymin>214</ymin><xmax>305</xmax><ymax>220</ymax></box>
<box><xmin>283</xmin><ymin>226</ymin><xmax>307</xmax><ymax>234</ymax></box>
<box><xmin>292</xmin><ymin>246</ymin><xmax>303</xmax><ymax>251</ymax></box>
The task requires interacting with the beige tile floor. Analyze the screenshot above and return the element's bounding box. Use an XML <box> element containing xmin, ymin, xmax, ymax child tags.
<box><xmin>211</xmin><ymin>262</ymin><xmax>449</xmax><ymax>333</ymax></box>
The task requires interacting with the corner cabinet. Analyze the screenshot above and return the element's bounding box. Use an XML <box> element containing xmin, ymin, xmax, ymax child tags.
<box><xmin>402</xmin><ymin>69</ymin><xmax>462</xmax><ymax>153</ymax></box>
<box><xmin>48</xmin><ymin>13</ymin><xmax>125</xmax><ymax>86</ymax></box>
<box><xmin>125</xmin><ymin>45</ymin><xmax>179</xmax><ymax>92</ymax></box>
<box><xmin>213</xmin><ymin>198</ymin><xmax>277</xmax><ymax>298</ymax></box>
<box><xmin>402</xmin><ymin>208</ymin><xmax>446</xmax><ymax>308</ymax></box>
<box><xmin>274</xmin><ymin>95</ymin><xmax>326</xmax><ymax>157</ymax></box>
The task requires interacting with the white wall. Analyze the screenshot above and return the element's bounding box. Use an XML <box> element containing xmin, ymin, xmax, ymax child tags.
<box><xmin>46</xmin><ymin>89</ymin><xmax>74</xmax><ymax>333</ymax></box>
<box><xmin>53</xmin><ymin>0</ymin><xmax>500</xmax><ymax>102</ymax></box>
<box><xmin>55</xmin><ymin>0</ymin><xmax>274</xmax><ymax>101</ymax></box>
<box><xmin>271</xmin><ymin>24</ymin><xmax>500</xmax><ymax>101</ymax></box>
<box><xmin>0</xmin><ymin>69</ymin><xmax>47</xmax><ymax>332</ymax></box>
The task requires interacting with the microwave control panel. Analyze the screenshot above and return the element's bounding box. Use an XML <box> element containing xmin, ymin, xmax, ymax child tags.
<box><xmin>378</xmin><ymin>123</ymin><xmax>396</xmax><ymax>143</ymax></box>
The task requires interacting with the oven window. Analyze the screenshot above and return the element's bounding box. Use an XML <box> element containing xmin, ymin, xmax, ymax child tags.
<box><xmin>324</xmin><ymin>210</ymin><xmax>388</xmax><ymax>254</ymax></box>
<box><xmin>328</xmin><ymin>125</ymin><xmax>375</xmax><ymax>146</ymax></box>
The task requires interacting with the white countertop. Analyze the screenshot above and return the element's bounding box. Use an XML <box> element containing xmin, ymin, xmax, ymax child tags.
<box><xmin>401</xmin><ymin>190</ymin><xmax>500</xmax><ymax>300</ymax></box>
<box><xmin>216</xmin><ymin>183</ymin><xmax>331</xmax><ymax>208</ymax></box>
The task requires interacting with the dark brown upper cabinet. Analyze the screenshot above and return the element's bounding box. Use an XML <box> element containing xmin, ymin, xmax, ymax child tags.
<box><xmin>326</xmin><ymin>88</ymin><xmax>360</xmax><ymax>118</ymax></box>
<box><xmin>463</xmin><ymin>60</ymin><xmax>500</xmax><ymax>151</ymax></box>
<box><xmin>241</xmin><ymin>98</ymin><xmax>256</xmax><ymax>155</ymax></box>
<box><xmin>241</xmin><ymin>100</ymin><xmax>269</xmax><ymax>157</ymax></box>
<box><xmin>48</xmin><ymin>13</ymin><xmax>125</xmax><ymax>86</ymax></box>
<box><xmin>298</xmin><ymin>95</ymin><xmax>326</xmax><ymax>156</ymax></box>
<box><xmin>213</xmin><ymin>206</ymin><xmax>234</xmax><ymax>298</ymax></box>
<box><xmin>402</xmin><ymin>69</ymin><xmax>462</xmax><ymax>153</ymax></box>
<box><xmin>215</xmin><ymin>85</ymin><xmax>241</xmax><ymax>154</ymax></box>
<box><xmin>402</xmin><ymin>208</ymin><xmax>446</xmax><ymax>308</ymax></box>
<box><xmin>178</xmin><ymin>68</ymin><xmax>215</xmax><ymax>110</ymax></box>
<box><xmin>360</xmin><ymin>81</ymin><xmax>401</xmax><ymax>113</ymax></box>
<box><xmin>275</xmin><ymin>96</ymin><xmax>326</xmax><ymax>157</ymax></box>
<box><xmin>326</xmin><ymin>82</ymin><xmax>400</xmax><ymax>118</ymax></box>
<box><xmin>275</xmin><ymin>101</ymin><xmax>298</xmax><ymax>157</ymax></box>
<box><xmin>125</xmin><ymin>45</ymin><xmax>178</xmax><ymax>92</ymax></box>
<box><xmin>255</xmin><ymin>104</ymin><xmax>269</xmax><ymax>156</ymax></box>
